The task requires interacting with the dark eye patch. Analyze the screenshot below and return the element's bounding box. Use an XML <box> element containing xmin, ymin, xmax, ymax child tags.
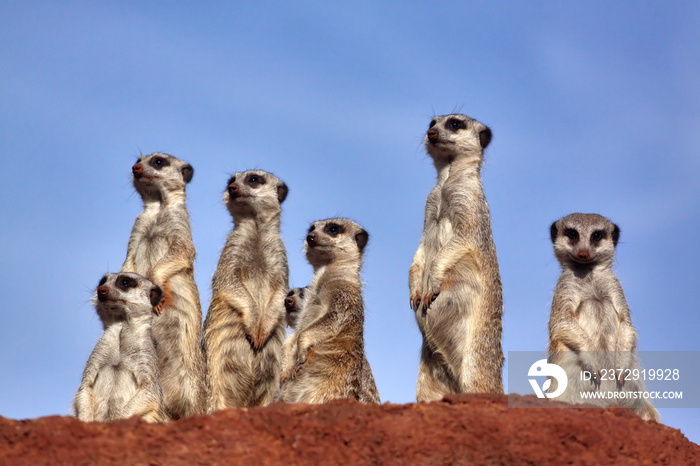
<box><xmin>429</xmin><ymin>119</ymin><xmax>437</xmax><ymax>129</ymax></box>
<box><xmin>116</xmin><ymin>275</ymin><xmax>138</xmax><ymax>291</ymax></box>
<box><xmin>149</xmin><ymin>156</ymin><xmax>170</xmax><ymax>169</ymax></box>
<box><xmin>591</xmin><ymin>230</ymin><xmax>606</xmax><ymax>242</ymax></box>
<box><xmin>98</xmin><ymin>275</ymin><xmax>108</xmax><ymax>287</ymax></box>
<box><xmin>564</xmin><ymin>228</ymin><xmax>579</xmax><ymax>241</ymax></box>
<box><xmin>307</xmin><ymin>224</ymin><xmax>316</xmax><ymax>234</ymax></box>
<box><xmin>246</xmin><ymin>174</ymin><xmax>266</xmax><ymax>185</ymax></box>
<box><xmin>446</xmin><ymin>118</ymin><xmax>466</xmax><ymax>131</ymax></box>
<box><xmin>226</xmin><ymin>175</ymin><xmax>236</xmax><ymax>186</ymax></box>
<box><xmin>324</xmin><ymin>223</ymin><xmax>345</xmax><ymax>236</ymax></box>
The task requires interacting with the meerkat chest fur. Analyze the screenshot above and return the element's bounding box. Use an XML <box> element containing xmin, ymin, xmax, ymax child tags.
<box><xmin>131</xmin><ymin>202</ymin><xmax>189</xmax><ymax>274</ymax></box>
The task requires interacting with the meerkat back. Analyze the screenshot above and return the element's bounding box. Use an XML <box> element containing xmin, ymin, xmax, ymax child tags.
<box><xmin>120</xmin><ymin>152</ymin><xmax>205</xmax><ymax>419</ymax></box>
<box><xmin>74</xmin><ymin>272</ymin><xmax>169</xmax><ymax>423</ymax></box>
<box><xmin>408</xmin><ymin>114</ymin><xmax>504</xmax><ymax>401</ymax></box>
<box><xmin>548</xmin><ymin>213</ymin><xmax>659</xmax><ymax>421</ymax></box>
<box><xmin>203</xmin><ymin>170</ymin><xmax>289</xmax><ymax>411</ymax></box>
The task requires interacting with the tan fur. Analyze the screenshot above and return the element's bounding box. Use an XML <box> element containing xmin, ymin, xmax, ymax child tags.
<box><xmin>120</xmin><ymin>152</ymin><xmax>205</xmax><ymax>419</ymax></box>
<box><xmin>280</xmin><ymin>218</ymin><xmax>380</xmax><ymax>405</ymax></box>
<box><xmin>409</xmin><ymin>114</ymin><xmax>504</xmax><ymax>401</ymax></box>
<box><xmin>548</xmin><ymin>213</ymin><xmax>659</xmax><ymax>421</ymax></box>
<box><xmin>73</xmin><ymin>273</ymin><xmax>169</xmax><ymax>423</ymax></box>
<box><xmin>202</xmin><ymin>170</ymin><xmax>289</xmax><ymax>411</ymax></box>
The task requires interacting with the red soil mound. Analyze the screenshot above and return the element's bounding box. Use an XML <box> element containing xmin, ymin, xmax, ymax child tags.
<box><xmin>1</xmin><ymin>394</ymin><xmax>697</xmax><ymax>465</ymax></box>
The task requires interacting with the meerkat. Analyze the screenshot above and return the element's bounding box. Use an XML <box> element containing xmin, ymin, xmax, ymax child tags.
<box><xmin>408</xmin><ymin>113</ymin><xmax>504</xmax><ymax>402</ymax></box>
<box><xmin>548</xmin><ymin>213</ymin><xmax>659</xmax><ymax>421</ymax></box>
<box><xmin>279</xmin><ymin>218</ymin><xmax>380</xmax><ymax>405</ymax></box>
<box><xmin>202</xmin><ymin>170</ymin><xmax>289</xmax><ymax>411</ymax></box>
<box><xmin>284</xmin><ymin>287</ymin><xmax>307</xmax><ymax>330</ymax></box>
<box><xmin>120</xmin><ymin>152</ymin><xmax>206</xmax><ymax>419</ymax></box>
<box><xmin>73</xmin><ymin>272</ymin><xmax>169</xmax><ymax>423</ymax></box>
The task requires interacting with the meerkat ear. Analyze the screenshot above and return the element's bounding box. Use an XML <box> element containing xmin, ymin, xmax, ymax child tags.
<box><xmin>181</xmin><ymin>164</ymin><xmax>194</xmax><ymax>184</ymax></box>
<box><xmin>150</xmin><ymin>285</ymin><xmax>163</xmax><ymax>309</ymax></box>
<box><xmin>277</xmin><ymin>182</ymin><xmax>289</xmax><ymax>204</ymax></box>
<box><xmin>355</xmin><ymin>229</ymin><xmax>369</xmax><ymax>252</ymax></box>
<box><xmin>550</xmin><ymin>222</ymin><xmax>558</xmax><ymax>243</ymax></box>
<box><xmin>479</xmin><ymin>127</ymin><xmax>492</xmax><ymax>149</ymax></box>
<box><xmin>612</xmin><ymin>224</ymin><xmax>620</xmax><ymax>246</ymax></box>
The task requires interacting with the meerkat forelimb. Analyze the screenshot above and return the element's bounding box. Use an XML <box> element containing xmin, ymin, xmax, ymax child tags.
<box><xmin>548</xmin><ymin>213</ymin><xmax>659</xmax><ymax>421</ymax></box>
<box><xmin>120</xmin><ymin>152</ymin><xmax>206</xmax><ymax>419</ymax></box>
<box><xmin>73</xmin><ymin>273</ymin><xmax>169</xmax><ymax>423</ymax></box>
<box><xmin>279</xmin><ymin>218</ymin><xmax>380</xmax><ymax>405</ymax></box>
<box><xmin>409</xmin><ymin>114</ymin><xmax>504</xmax><ymax>401</ymax></box>
<box><xmin>202</xmin><ymin>170</ymin><xmax>289</xmax><ymax>411</ymax></box>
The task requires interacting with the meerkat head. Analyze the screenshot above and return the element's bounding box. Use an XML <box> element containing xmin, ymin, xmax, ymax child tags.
<box><xmin>284</xmin><ymin>287</ymin><xmax>306</xmax><ymax>329</ymax></box>
<box><xmin>550</xmin><ymin>213</ymin><xmax>620</xmax><ymax>269</ymax></box>
<box><xmin>424</xmin><ymin>114</ymin><xmax>492</xmax><ymax>166</ymax></box>
<box><xmin>304</xmin><ymin>218</ymin><xmax>369</xmax><ymax>268</ymax></box>
<box><xmin>94</xmin><ymin>272</ymin><xmax>163</xmax><ymax>325</ymax></box>
<box><xmin>224</xmin><ymin>170</ymin><xmax>288</xmax><ymax>220</ymax></box>
<box><xmin>131</xmin><ymin>153</ymin><xmax>194</xmax><ymax>200</ymax></box>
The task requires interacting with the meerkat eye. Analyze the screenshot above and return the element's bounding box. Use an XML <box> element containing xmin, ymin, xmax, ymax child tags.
<box><xmin>564</xmin><ymin>228</ymin><xmax>579</xmax><ymax>241</ymax></box>
<box><xmin>98</xmin><ymin>276</ymin><xmax>108</xmax><ymax>287</ymax></box>
<box><xmin>429</xmin><ymin>119</ymin><xmax>437</xmax><ymax>128</ymax></box>
<box><xmin>116</xmin><ymin>276</ymin><xmax>137</xmax><ymax>290</ymax></box>
<box><xmin>591</xmin><ymin>230</ymin><xmax>606</xmax><ymax>242</ymax></box>
<box><xmin>447</xmin><ymin>118</ymin><xmax>466</xmax><ymax>131</ymax></box>
<box><xmin>150</xmin><ymin>157</ymin><xmax>169</xmax><ymax>169</ymax></box>
<box><xmin>246</xmin><ymin>174</ymin><xmax>265</xmax><ymax>185</ymax></box>
<box><xmin>324</xmin><ymin>223</ymin><xmax>345</xmax><ymax>236</ymax></box>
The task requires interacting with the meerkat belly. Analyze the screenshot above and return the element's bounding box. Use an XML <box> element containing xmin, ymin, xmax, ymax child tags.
<box><xmin>576</xmin><ymin>293</ymin><xmax>618</xmax><ymax>352</ymax></box>
<box><xmin>422</xmin><ymin>214</ymin><xmax>453</xmax><ymax>271</ymax></box>
<box><xmin>93</xmin><ymin>363</ymin><xmax>138</xmax><ymax>417</ymax></box>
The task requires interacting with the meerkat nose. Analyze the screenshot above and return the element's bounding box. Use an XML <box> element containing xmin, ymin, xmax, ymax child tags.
<box><xmin>306</xmin><ymin>232</ymin><xmax>317</xmax><ymax>245</ymax></box>
<box><xmin>132</xmin><ymin>163</ymin><xmax>143</xmax><ymax>177</ymax></box>
<box><xmin>228</xmin><ymin>184</ymin><xmax>239</xmax><ymax>196</ymax></box>
<box><xmin>578</xmin><ymin>252</ymin><xmax>590</xmax><ymax>261</ymax></box>
<box><xmin>97</xmin><ymin>286</ymin><xmax>109</xmax><ymax>302</ymax></box>
<box><xmin>427</xmin><ymin>129</ymin><xmax>439</xmax><ymax>141</ymax></box>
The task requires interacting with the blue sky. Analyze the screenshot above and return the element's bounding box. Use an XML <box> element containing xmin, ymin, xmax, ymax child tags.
<box><xmin>1</xmin><ymin>1</ymin><xmax>698</xmax><ymax>444</ymax></box>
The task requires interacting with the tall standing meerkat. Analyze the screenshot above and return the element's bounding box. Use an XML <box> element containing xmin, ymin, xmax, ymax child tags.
<box><xmin>74</xmin><ymin>272</ymin><xmax>169</xmax><ymax>423</ymax></box>
<box><xmin>409</xmin><ymin>113</ymin><xmax>504</xmax><ymax>401</ymax></box>
<box><xmin>548</xmin><ymin>213</ymin><xmax>659</xmax><ymax>421</ymax></box>
<box><xmin>121</xmin><ymin>152</ymin><xmax>206</xmax><ymax>419</ymax></box>
<box><xmin>202</xmin><ymin>170</ymin><xmax>289</xmax><ymax>411</ymax></box>
<box><xmin>279</xmin><ymin>218</ymin><xmax>380</xmax><ymax>405</ymax></box>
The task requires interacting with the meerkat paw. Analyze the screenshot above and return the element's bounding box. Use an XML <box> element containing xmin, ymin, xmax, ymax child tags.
<box><xmin>616</xmin><ymin>371</ymin><xmax>626</xmax><ymax>391</ymax></box>
<box><xmin>153</xmin><ymin>296</ymin><xmax>166</xmax><ymax>315</ymax></box>
<box><xmin>409</xmin><ymin>292</ymin><xmax>422</xmax><ymax>312</ymax></box>
<box><xmin>421</xmin><ymin>290</ymin><xmax>440</xmax><ymax>311</ymax></box>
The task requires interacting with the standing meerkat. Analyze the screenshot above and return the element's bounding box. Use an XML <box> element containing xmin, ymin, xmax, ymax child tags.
<box><xmin>409</xmin><ymin>113</ymin><xmax>504</xmax><ymax>401</ymax></box>
<box><xmin>548</xmin><ymin>213</ymin><xmax>659</xmax><ymax>421</ymax></box>
<box><xmin>74</xmin><ymin>272</ymin><xmax>169</xmax><ymax>423</ymax></box>
<box><xmin>121</xmin><ymin>152</ymin><xmax>206</xmax><ymax>419</ymax></box>
<box><xmin>279</xmin><ymin>218</ymin><xmax>380</xmax><ymax>405</ymax></box>
<box><xmin>202</xmin><ymin>170</ymin><xmax>289</xmax><ymax>411</ymax></box>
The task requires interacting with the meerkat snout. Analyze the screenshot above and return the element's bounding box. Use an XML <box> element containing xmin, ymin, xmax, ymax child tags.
<box><xmin>132</xmin><ymin>163</ymin><xmax>144</xmax><ymax>178</ymax></box>
<box><xmin>227</xmin><ymin>182</ymin><xmax>239</xmax><ymax>197</ymax></box>
<box><xmin>306</xmin><ymin>232</ymin><xmax>317</xmax><ymax>246</ymax></box>
<box><xmin>427</xmin><ymin>128</ymin><xmax>438</xmax><ymax>141</ymax></box>
<box><xmin>96</xmin><ymin>285</ymin><xmax>109</xmax><ymax>302</ymax></box>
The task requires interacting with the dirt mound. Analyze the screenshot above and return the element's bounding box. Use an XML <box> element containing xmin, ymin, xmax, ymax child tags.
<box><xmin>1</xmin><ymin>394</ymin><xmax>697</xmax><ymax>465</ymax></box>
